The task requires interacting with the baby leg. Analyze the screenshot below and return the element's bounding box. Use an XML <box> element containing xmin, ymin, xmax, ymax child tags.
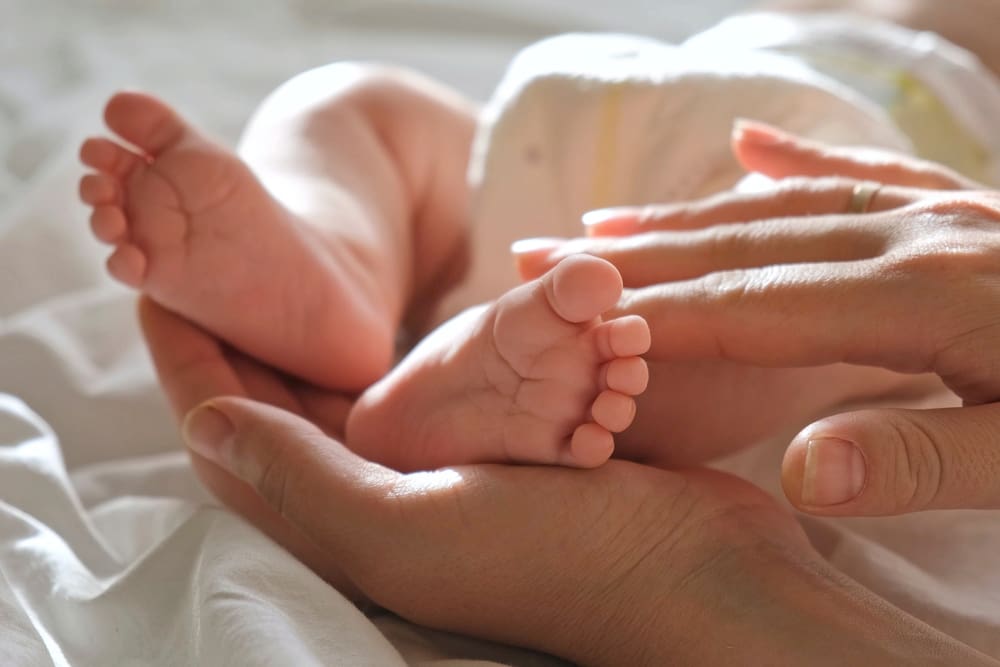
<box><xmin>79</xmin><ymin>64</ymin><xmax>475</xmax><ymax>391</ymax></box>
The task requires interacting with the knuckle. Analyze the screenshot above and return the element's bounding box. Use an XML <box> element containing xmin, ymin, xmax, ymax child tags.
<box><xmin>781</xmin><ymin>175</ymin><xmax>846</xmax><ymax>199</ymax></box>
<box><xmin>255</xmin><ymin>450</ymin><xmax>291</xmax><ymax>518</ymax></box>
<box><xmin>881</xmin><ymin>245</ymin><xmax>958</xmax><ymax>281</ymax></box>
<box><xmin>771</xmin><ymin>178</ymin><xmax>815</xmax><ymax>209</ymax></box>
<box><xmin>880</xmin><ymin>412</ymin><xmax>945</xmax><ymax>512</ymax></box>
<box><xmin>878</xmin><ymin>206</ymin><xmax>1000</xmax><ymax>357</ymax></box>
<box><xmin>777</xmin><ymin>176</ymin><xmax>817</xmax><ymax>192</ymax></box>
<box><xmin>882</xmin><ymin>233</ymin><xmax>993</xmax><ymax>284</ymax></box>
<box><xmin>918</xmin><ymin>198</ymin><xmax>1000</xmax><ymax>232</ymax></box>
<box><xmin>695</xmin><ymin>269</ymin><xmax>754</xmax><ymax>308</ymax></box>
<box><xmin>933</xmin><ymin>321</ymin><xmax>1000</xmax><ymax>403</ymax></box>
<box><xmin>637</xmin><ymin>204</ymin><xmax>674</xmax><ymax>229</ymax></box>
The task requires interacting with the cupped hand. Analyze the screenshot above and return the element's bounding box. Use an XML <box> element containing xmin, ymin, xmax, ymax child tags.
<box><xmin>513</xmin><ymin>122</ymin><xmax>1000</xmax><ymax>516</ymax></box>
<box><xmin>138</xmin><ymin>296</ymin><xmax>819</xmax><ymax>665</ymax></box>
<box><xmin>138</xmin><ymin>296</ymin><xmax>359</xmax><ymax>593</ymax></box>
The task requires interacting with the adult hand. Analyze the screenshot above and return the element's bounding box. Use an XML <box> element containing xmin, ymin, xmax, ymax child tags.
<box><xmin>514</xmin><ymin>122</ymin><xmax>1000</xmax><ymax>517</ymax></box>
<box><xmin>138</xmin><ymin>297</ymin><xmax>360</xmax><ymax>594</ymax></box>
<box><xmin>139</xmin><ymin>297</ymin><xmax>993</xmax><ymax>666</ymax></box>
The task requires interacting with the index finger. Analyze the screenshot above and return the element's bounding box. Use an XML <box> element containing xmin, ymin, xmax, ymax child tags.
<box><xmin>615</xmin><ymin>259</ymin><xmax>940</xmax><ymax>373</ymax></box>
<box><xmin>581</xmin><ymin>178</ymin><xmax>920</xmax><ymax>237</ymax></box>
<box><xmin>138</xmin><ymin>296</ymin><xmax>246</xmax><ymax>417</ymax></box>
<box><xmin>518</xmin><ymin>213</ymin><xmax>887</xmax><ymax>286</ymax></box>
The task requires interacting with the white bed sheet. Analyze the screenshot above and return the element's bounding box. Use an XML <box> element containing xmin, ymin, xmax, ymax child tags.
<box><xmin>3</xmin><ymin>1</ymin><xmax>999</xmax><ymax>665</ymax></box>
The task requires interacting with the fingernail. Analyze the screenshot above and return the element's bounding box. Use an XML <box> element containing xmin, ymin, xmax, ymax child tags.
<box><xmin>801</xmin><ymin>437</ymin><xmax>867</xmax><ymax>506</ymax></box>
<box><xmin>582</xmin><ymin>208</ymin><xmax>645</xmax><ymax>237</ymax></box>
<box><xmin>732</xmin><ymin>118</ymin><xmax>785</xmax><ymax>146</ymax></box>
<box><xmin>182</xmin><ymin>404</ymin><xmax>234</xmax><ymax>465</ymax></box>
<box><xmin>510</xmin><ymin>237</ymin><xmax>566</xmax><ymax>255</ymax></box>
<box><xmin>581</xmin><ymin>207</ymin><xmax>640</xmax><ymax>227</ymax></box>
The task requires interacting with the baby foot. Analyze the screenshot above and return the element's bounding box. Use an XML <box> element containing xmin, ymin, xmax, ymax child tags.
<box><xmin>78</xmin><ymin>92</ymin><xmax>393</xmax><ymax>390</ymax></box>
<box><xmin>347</xmin><ymin>255</ymin><xmax>650</xmax><ymax>471</ymax></box>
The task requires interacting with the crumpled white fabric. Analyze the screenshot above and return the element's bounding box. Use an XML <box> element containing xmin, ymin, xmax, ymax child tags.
<box><xmin>0</xmin><ymin>394</ymin><xmax>403</xmax><ymax>666</ymax></box>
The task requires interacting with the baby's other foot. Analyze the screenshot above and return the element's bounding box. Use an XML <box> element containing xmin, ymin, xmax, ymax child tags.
<box><xmin>347</xmin><ymin>255</ymin><xmax>650</xmax><ymax>471</ymax></box>
<box><xmin>78</xmin><ymin>92</ymin><xmax>393</xmax><ymax>390</ymax></box>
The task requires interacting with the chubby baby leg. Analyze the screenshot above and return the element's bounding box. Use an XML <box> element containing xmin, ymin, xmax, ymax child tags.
<box><xmin>79</xmin><ymin>64</ymin><xmax>475</xmax><ymax>392</ymax></box>
<box><xmin>79</xmin><ymin>91</ymin><xmax>398</xmax><ymax>390</ymax></box>
<box><xmin>347</xmin><ymin>255</ymin><xmax>650</xmax><ymax>471</ymax></box>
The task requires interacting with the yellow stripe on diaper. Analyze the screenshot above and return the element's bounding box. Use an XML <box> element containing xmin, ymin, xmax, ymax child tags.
<box><xmin>590</xmin><ymin>84</ymin><xmax>623</xmax><ymax>210</ymax></box>
<box><xmin>890</xmin><ymin>72</ymin><xmax>990</xmax><ymax>183</ymax></box>
<box><xmin>788</xmin><ymin>49</ymin><xmax>990</xmax><ymax>183</ymax></box>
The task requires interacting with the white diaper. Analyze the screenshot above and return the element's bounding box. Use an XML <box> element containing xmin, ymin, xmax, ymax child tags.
<box><xmin>689</xmin><ymin>12</ymin><xmax>1000</xmax><ymax>184</ymax></box>
<box><xmin>443</xmin><ymin>14</ymin><xmax>1000</xmax><ymax>315</ymax></box>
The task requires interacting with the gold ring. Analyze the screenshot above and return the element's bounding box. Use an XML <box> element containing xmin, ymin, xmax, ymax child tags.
<box><xmin>847</xmin><ymin>181</ymin><xmax>882</xmax><ymax>214</ymax></box>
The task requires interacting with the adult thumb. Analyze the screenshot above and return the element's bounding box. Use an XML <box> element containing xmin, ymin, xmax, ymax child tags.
<box><xmin>182</xmin><ymin>397</ymin><xmax>400</xmax><ymax>552</ymax></box>
<box><xmin>782</xmin><ymin>403</ymin><xmax>1000</xmax><ymax>515</ymax></box>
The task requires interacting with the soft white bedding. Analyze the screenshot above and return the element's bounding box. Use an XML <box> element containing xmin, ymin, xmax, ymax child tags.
<box><xmin>2</xmin><ymin>1</ymin><xmax>999</xmax><ymax>665</ymax></box>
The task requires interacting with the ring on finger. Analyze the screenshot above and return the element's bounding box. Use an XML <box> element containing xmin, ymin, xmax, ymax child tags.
<box><xmin>847</xmin><ymin>181</ymin><xmax>883</xmax><ymax>214</ymax></box>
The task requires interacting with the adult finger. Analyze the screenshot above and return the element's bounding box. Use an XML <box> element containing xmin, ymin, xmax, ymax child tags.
<box><xmin>181</xmin><ymin>397</ymin><xmax>405</xmax><ymax>560</ymax></box>
<box><xmin>611</xmin><ymin>254</ymin><xmax>941</xmax><ymax>370</ymax></box>
<box><xmin>733</xmin><ymin>119</ymin><xmax>983</xmax><ymax>190</ymax></box>
<box><xmin>138</xmin><ymin>297</ymin><xmax>245</xmax><ymax>417</ymax></box>
<box><xmin>782</xmin><ymin>403</ymin><xmax>1000</xmax><ymax>514</ymax></box>
<box><xmin>579</xmin><ymin>177</ymin><xmax>918</xmax><ymax>237</ymax></box>
<box><xmin>140</xmin><ymin>299</ymin><xmax>362</xmax><ymax>590</ymax></box>
<box><xmin>515</xmin><ymin>213</ymin><xmax>887</xmax><ymax>285</ymax></box>
<box><xmin>139</xmin><ymin>297</ymin><xmax>353</xmax><ymax>434</ymax></box>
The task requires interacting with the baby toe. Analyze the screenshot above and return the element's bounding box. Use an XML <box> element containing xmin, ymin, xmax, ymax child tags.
<box><xmin>601</xmin><ymin>357</ymin><xmax>649</xmax><ymax>396</ymax></box>
<box><xmin>591</xmin><ymin>390</ymin><xmax>636</xmax><ymax>433</ymax></box>
<box><xmin>80</xmin><ymin>137</ymin><xmax>145</xmax><ymax>177</ymax></box>
<box><xmin>567</xmin><ymin>423</ymin><xmax>615</xmax><ymax>468</ymax></box>
<box><xmin>79</xmin><ymin>173</ymin><xmax>120</xmax><ymax>206</ymax></box>
<box><xmin>592</xmin><ymin>315</ymin><xmax>651</xmax><ymax>361</ymax></box>
<box><xmin>106</xmin><ymin>243</ymin><xmax>147</xmax><ymax>288</ymax></box>
<box><xmin>90</xmin><ymin>206</ymin><xmax>128</xmax><ymax>244</ymax></box>
<box><xmin>104</xmin><ymin>91</ymin><xmax>187</xmax><ymax>156</ymax></box>
<box><xmin>546</xmin><ymin>255</ymin><xmax>623</xmax><ymax>323</ymax></box>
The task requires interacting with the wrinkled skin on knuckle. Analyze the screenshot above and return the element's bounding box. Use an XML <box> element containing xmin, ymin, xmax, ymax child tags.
<box><xmin>779</xmin><ymin>176</ymin><xmax>851</xmax><ymax>207</ymax></box>
<box><xmin>692</xmin><ymin>266</ymin><xmax>807</xmax><ymax>361</ymax></box>
<box><xmin>695</xmin><ymin>269</ymin><xmax>755</xmax><ymax>309</ymax></box>
<box><xmin>252</xmin><ymin>441</ymin><xmax>297</xmax><ymax>520</ymax></box>
<box><xmin>934</xmin><ymin>299</ymin><xmax>1000</xmax><ymax>403</ymax></box>
<box><xmin>916</xmin><ymin>197</ymin><xmax>1000</xmax><ymax>235</ymax></box>
<box><xmin>643</xmin><ymin>203</ymin><xmax>690</xmax><ymax>229</ymax></box>
<box><xmin>879</xmin><ymin>411</ymin><xmax>946</xmax><ymax>513</ymax></box>
<box><xmin>764</xmin><ymin>180</ymin><xmax>808</xmax><ymax>211</ymax></box>
<box><xmin>884</xmin><ymin>202</ymin><xmax>1000</xmax><ymax>400</ymax></box>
